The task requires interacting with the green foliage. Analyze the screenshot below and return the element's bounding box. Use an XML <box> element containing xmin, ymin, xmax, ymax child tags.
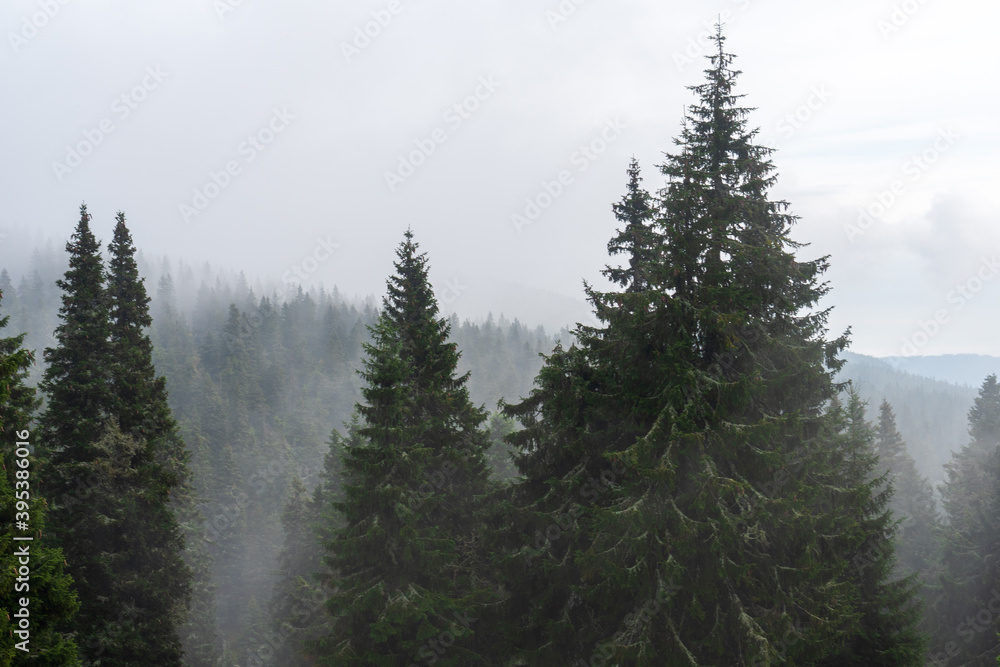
<box><xmin>40</xmin><ymin>204</ymin><xmax>114</xmax><ymax>462</ymax></box>
<box><xmin>606</xmin><ymin>155</ymin><xmax>658</xmax><ymax>293</ymax></box>
<box><xmin>259</xmin><ymin>476</ymin><xmax>332</xmax><ymax>667</ymax></box>
<box><xmin>496</xmin><ymin>25</ymin><xmax>922</xmax><ymax>665</ymax></box>
<box><xmin>484</xmin><ymin>413</ymin><xmax>518</xmax><ymax>483</ymax></box>
<box><xmin>873</xmin><ymin>399</ymin><xmax>940</xmax><ymax>628</ymax></box>
<box><xmin>4</xmin><ymin>34</ymin><xmax>986</xmax><ymax>665</ymax></box>
<box><xmin>38</xmin><ymin>208</ymin><xmax>194</xmax><ymax>665</ymax></box>
<box><xmin>315</xmin><ymin>231</ymin><xmax>497</xmax><ymax>665</ymax></box>
<box><xmin>816</xmin><ymin>390</ymin><xmax>925</xmax><ymax>666</ymax></box>
<box><xmin>930</xmin><ymin>375</ymin><xmax>1000</xmax><ymax>665</ymax></box>
<box><xmin>0</xmin><ymin>287</ymin><xmax>80</xmax><ymax>666</ymax></box>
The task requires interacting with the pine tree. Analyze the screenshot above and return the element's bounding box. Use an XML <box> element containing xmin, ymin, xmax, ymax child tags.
<box><xmin>485</xmin><ymin>413</ymin><xmax>518</xmax><ymax>483</ymax></box>
<box><xmin>931</xmin><ymin>375</ymin><xmax>1000</xmax><ymax>666</ymax></box>
<box><xmin>816</xmin><ymin>390</ymin><xmax>925</xmax><ymax>666</ymax></box>
<box><xmin>606</xmin><ymin>156</ymin><xmax>659</xmax><ymax>293</ymax></box>
<box><xmin>265</xmin><ymin>476</ymin><xmax>331</xmax><ymax>667</ymax></box>
<box><xmin>39</xmin><ymin>207</ymin><xmax>195</xmax><ymax>665</ymax></box>
<box><xmin>874</xmin><ymin>400</ymin><xmax>940</xmax><ymax>577</ymax></box>
<box><xmin>39</xmin><ymin>203</ymin><xmax>113</xmax><ymax>465</ymax></box>
<box><xmin>315</xmin><ymin>231</ymin><xmax>496</xmax><ymax>665</ymax></box>
<box><xmin>108</xmin><ymin>212</ymin><xmax>167</xmax><ymax>438</ymax></box>
<box><xmin>37</xmin><ymin>204</ymin><xmax>118</xmax><ymax>662</ymax></box>
<box><xmin>497</xmin><ymin>26</ymin><xmax>921</xmax><ymax>665</ymax></box>
<box><xmin>0</xmin><ymin>287</ymin><xmax>80</xmax><ymax>665</ymax></box>
<box><xmin>148</xmin><ymin>271</ymin><xmax>223</xmax><ymax>665</ymax></box>
<box><xmin>106</xmin><ymin>212</ymin><xmax>197</xmax><ymax>663</ymax></box>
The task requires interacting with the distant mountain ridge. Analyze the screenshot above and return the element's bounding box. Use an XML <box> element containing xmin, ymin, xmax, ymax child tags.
<box><xmin>839</xmin><ymin>351</ymin><xmax>984</xmax><ymax>487</ymax></box>
<box><xmin>880</xmin><ymin>354</ymin><xmax>1000</xmax><ymax>388</ymax></box>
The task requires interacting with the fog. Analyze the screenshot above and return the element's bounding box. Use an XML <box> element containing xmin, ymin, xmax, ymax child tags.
<box><xmin>5</xmin><ymin>3</ymin><xmax>1000</xmax><ymax>664</ymax></box>
<box><xmin>3</xmin><ymin>0</ymin><xmax>999</xmax><ymax>352</ymax></box>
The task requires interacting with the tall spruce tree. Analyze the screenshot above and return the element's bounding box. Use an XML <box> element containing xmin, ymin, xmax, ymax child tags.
<box><xmin>39</xmin><ymin>203</ymin><xmax>114</xmax><ymax>465</ymax></box>
<box><xmin>38</xmin><ymin>204</ymin><xmax>118</xmax><ymax>662</ymax></box>
<box><xmin>39</xmin><ymin>207</ymin><xmax>194</xmax><ymax>665</ymax></box>
<box><xmin>492</xmin><ymin>154</ymin><xmax>666</xmax><ymax>663</ymax></box>
<box><xmin>874</xmin><ymin>400</ymin><xmax>940</xmax><ymax>578</ymax></box>
<box><xmin>816</xmin><ymin>390</ymin><xmax>925</xmax><ymax>666</ymax></box>
<box><xmin>931</xmin><ymin>375</ymin><xmax>1000</xmax><ymax>666</ymax></box>
<box><xmin>315</xmin><ymin>231</ymin><xmax>496</xmax><ymax>665</ymax></box>
<box><xmin>0</xmin><ymin>288</ymin><xmax>80</xmax><ymax>665</ymax></box>
<box><xmin>106</xmin><ymin>212</ymin><xmax>196</xmax><ymax>663</ymax></box>
<box><xmin>498</xmin><ymin>26</ymin><xmax>921</xmax><ymax>665</ymax></box>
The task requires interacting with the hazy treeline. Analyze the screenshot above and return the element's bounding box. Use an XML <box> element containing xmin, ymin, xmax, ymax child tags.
<box><xmin>2</xmin><ymin>28</ymin><xmax>999</xmax><ymax>667</ymax></box>
<box><xmin>0</xmin><ymin>244</ymin><xmax>558</xmax><ymax>664</ymax></box>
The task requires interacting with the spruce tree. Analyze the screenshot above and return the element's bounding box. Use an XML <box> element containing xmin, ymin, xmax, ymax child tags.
<box><xmin>315</xmin><ymin>231</ymin><xmax>495</xmax><ymax>665</ymax></box>
<box><xmin>39</xmin><ymin>203</ymin><xmax>113</xmax><ymax>464</ymax></box>
<box><xmin>485</xmin><ymin>413</ymin><xmax>518</xmax><ymax>483</ymax></box>
<box><xmin>0</xmin><ymin>288</ymin><xmax>80</xmax><ymax>665</ymax></box>
<box><xmin>606</xmin><ymin>156</ymin><xmax>659</xmax><ymax>293</ymax></box>
<box><xmin>874</xmin><ymin>400</ymin><xmax>940</xmax><ymax>577</ymax></box>
<box><xmin>106</xmin><ymin>212</ymin><xmax>195</xmax><ymax>663</ymax></box>
<box><xmin>931</xmin><ymin>375</ymin><xmax>1000</xmax><ymax>666</ymax></box>
<box><xmin>38</xmin><ymin>204</ymin><xmax>117</xmax><ymax>662</ymax></box>
<box><xmin>498</xmin><ymin>26</ymin><xmax>921</xmax><ymax>664</ymax></box>
<box><xmin>265</xmin><ymin>476</ymin><xmax>330</xmax><ymax>667</ymax></box>
<box><xmin>39</xmin><ymin>207</ymin><xmax>194</xmax><ymax>665</ymax></box>
<box><xmin>816</xmin><ymin>390</ymin><xmax>925</xmax><ymax>666</ymax></box>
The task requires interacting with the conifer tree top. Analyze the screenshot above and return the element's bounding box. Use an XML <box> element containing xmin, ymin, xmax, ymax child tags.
<box><xmin>41</xmin><ymin>202</ymin><xmax>113</xmax><ymax>449</ymax></box>
<box><xmin>876</xmin><ymin>399</ymin><xmax>906</xmax><ymax>463</ymax></box>
<box><xmin>109</xmin><ymin>211</ymin><xmax>152</xmax><ymax>331</ymax></box>
<box><xmin>969</xmin><ymin>374</ymin><xmax>1000</xmax><ymax>448</ymax></box>
<box><xmin>383</xmin><ymin>227</ymin><xmax>439</xmax><ymax>327</ymax></box>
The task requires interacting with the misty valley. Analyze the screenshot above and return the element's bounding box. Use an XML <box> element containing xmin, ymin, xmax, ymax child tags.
<box><xmin>2</xmin><ymin>28</ymin><xmax>999</xmax><ymax>667</ymax></box>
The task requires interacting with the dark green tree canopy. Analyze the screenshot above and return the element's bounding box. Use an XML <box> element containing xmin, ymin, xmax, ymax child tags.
<box><xmin>317</xmin><ymin>230</ymin><xmax>495</xmax><ymax>665</ymax></box>
<box><xmin>38</xmin><ymin>208</ymin><xmax>193</xmax><ymax>666</ymax></box>
<box><xmin>0</xmin><ymin>287</ymin><xmax>81</xmax><ymax>665</ymax></box>
<box><xmin>40</xmin><ymin>203</ymin><xmax>114</xmax><ymax>456</ymax></box>
<box><xmin>497</xmin><ymin>24</ymin><xmax>920</xmax><ymax>665</ymax></box>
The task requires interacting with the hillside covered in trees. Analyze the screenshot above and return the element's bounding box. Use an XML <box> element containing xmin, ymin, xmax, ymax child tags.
<box><xmin>2</xmin><ymin>29</ymin><xmax>999</xmax><ymax>666</ymax></box>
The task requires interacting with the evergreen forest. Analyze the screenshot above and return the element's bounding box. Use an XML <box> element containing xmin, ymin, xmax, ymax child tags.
<box><xmin>1</xmin><ymin>31</ymin><xmax>998</xmax><ymax>666</ymax></box>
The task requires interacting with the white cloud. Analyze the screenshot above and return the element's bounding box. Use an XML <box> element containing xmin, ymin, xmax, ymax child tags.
<box><xmin>2</xmin><ymin>0</ymin><xmax>998</xmax><ymax>352</ymax></box>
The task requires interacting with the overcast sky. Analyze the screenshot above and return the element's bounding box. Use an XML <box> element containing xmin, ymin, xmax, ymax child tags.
<box><xmin>1</xmin><ymin>0</ymin><xmax>998</xmax><ymax>357</ymax></box>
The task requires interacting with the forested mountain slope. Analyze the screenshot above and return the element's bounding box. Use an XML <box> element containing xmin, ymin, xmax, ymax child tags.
<box><xmin>840</xmin><ymin>351</ymin><xmax>979</xmax><ymax>486</ymax></box>
<box><xmin>0</xmin><ymin>248</ymin><xmax>560</xmax><ymax>660</ymax></box>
